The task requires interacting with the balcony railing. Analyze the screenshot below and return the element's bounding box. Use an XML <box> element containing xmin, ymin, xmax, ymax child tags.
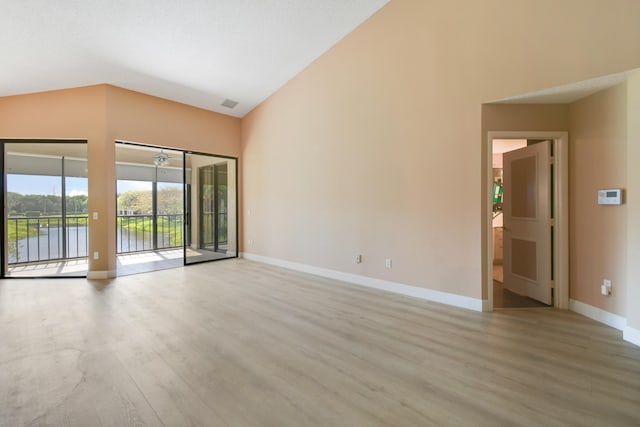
<box><xmin>7</xmin><ymin>214</ymin><xmax>187</xmax><ymax>265</ymax></box>
<box><xmin>117</xmin><ymin>214</ymin><xmax>184</xmax><ymax>254</ymax></box>
<box><xmin>7</xmin><ymin>215</ymin><xmax>89</xmax><ymax>265</ymax></box>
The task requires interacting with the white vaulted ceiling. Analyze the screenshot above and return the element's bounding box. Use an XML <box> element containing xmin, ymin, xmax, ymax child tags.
<box><xmin>0</xmin><ymin>0</ymin><xmax>389</xmax><ymax>117</ymax></box>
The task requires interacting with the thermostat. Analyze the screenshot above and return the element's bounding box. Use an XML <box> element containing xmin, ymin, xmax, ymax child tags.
<box><xmin>598</xmin><ymin>189</ymin><xmax>622</xmax><ymax>205</ymax></box>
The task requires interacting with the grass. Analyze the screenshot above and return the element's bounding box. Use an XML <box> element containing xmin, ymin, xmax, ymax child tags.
<box><xmin>117</xmin><ymin>216</ymin><xmax>184</xmax><ymax>247</ymax></box>
<box><xmin>7</xmin><ymin>218</ymin><xmax>55</xmax><ymax>241</ymax></box>
<box><xmin>7</xmin><ymin>216</ymin><xmax>89</xmax><ymax>241</ymax></box>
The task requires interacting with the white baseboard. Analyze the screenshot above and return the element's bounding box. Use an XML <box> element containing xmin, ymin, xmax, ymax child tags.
<box><xmin>569</xmin><ymin>299</ymin><xmax>627</xmax><ymax>331</ymax></box>
<box><xmin>87</xmin><ymin>270</ymin><xmax>116</xmax><ymax>280</ymax></box>
<box><xmin>242</xmin><ymin>252</ymin><xmax>483</xmax><ymax>312</ymax></box>
<box><xmin>623</xmin><ymin>326</ymin><xmax>640</xmax><ymax>347</ymax></box>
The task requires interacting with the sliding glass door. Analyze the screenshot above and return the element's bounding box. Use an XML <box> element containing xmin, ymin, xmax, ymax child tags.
<box><xmin>115</xmin><ymin>142</ymin><xmax>237</xmax><ymax>274</ymax></box>
<box><xmin>2</xmin><ymin>141</ymin><xmax>88</xmax><ymax>277</ymax></box>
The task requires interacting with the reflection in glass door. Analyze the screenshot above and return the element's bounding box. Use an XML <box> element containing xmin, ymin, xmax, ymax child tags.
<box><xmin>199</xmin><ymin>162</ymin><xmax>228</xmax><ymax>253</ymax></box>
<box><xmin>185</xmin><ymin>153</ymin><xmax>237</xmax><ymax>265</ymax></box>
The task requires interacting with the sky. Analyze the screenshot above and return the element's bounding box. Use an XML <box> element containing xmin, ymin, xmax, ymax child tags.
<box><xmin>7</xmin><ymin>174</ymin><xmax>88</xmax><ymax>196</ymax></box>
<box><xmin>6</xmin><ymin>174</ymin><xmax>182</xmax><ymax>196</ymax></box>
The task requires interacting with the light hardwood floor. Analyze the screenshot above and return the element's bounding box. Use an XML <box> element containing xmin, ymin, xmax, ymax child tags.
<box><xmin>1</xmin><ymin>259</ymin><xmax>639</xmax><ymax>426</ymax></box>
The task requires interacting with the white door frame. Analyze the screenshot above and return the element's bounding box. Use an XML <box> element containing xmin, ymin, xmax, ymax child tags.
<box><xmin>486</xmin><ymin>131</ymin><xmax>569</xmax><ymax>310</ymax></box>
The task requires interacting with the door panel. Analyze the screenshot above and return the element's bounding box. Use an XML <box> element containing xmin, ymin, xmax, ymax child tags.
<box><xmin>198</xmin><ymin>163</ymin><xmax>229</xmax><ymax>253</ymax></box>
<box><xmin>503</xmin><ymin>141</ymin><xmax>552</xmax><ymax>305</ymax></box>
<box><xmin>199</xmin><ymin>164</ymin><xmax>216</xmax><ymax>251</ymax></box>
<box><xmin>185</xmin><ymin>153</ymin><xmax>237</xmax><ymax>265</ymax></box>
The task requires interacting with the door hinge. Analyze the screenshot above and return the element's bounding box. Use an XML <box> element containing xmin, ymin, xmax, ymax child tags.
<box><xmin>549</xmin><ymin>218</ymin><xmax>555</xmax><ymax>226</ymax></box>
<box><xmin>550</xmin><ymin>280</ymin><xmax>555</xmax><ymax>289</ymax></box>
<box><xmin>550</xmin><ymin>156</ymin><xmax>555</xmax><ymax>165</ymax></box>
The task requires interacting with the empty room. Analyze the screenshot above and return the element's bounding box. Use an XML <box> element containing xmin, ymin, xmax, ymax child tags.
<box><xmin>1</xmin><ymin>1</ymin><xmax>640</xmax><ymax>426</ymax></box>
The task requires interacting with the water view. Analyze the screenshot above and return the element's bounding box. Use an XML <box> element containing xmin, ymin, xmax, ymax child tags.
<box><xmin>8</xmin><ymin>215</ymin><xmax>184</xmax><ymax>265</ymax></box>
<box><xmin>8</xmin><ymin>222</ymin><xmax>88</xmax><ymax>264</ymax></box>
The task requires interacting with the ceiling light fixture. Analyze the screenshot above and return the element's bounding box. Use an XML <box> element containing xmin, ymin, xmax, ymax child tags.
<box><xmin>154</xmin><ymin>149</ymin><xmax>170</xmax><ymax>167</ymax></box>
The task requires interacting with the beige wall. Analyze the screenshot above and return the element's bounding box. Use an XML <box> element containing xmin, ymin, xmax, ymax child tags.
<box><xmin>481</xmin><ymin>106</ymin><xmax>569</xmax><ymax>134</ymax></box>
<box><xmin>241</xmin><ymin>0</ymin><xmax>640</xmax><ymax>300</ymax></box>
<box><xmin>0</xmin><ymin>85</ymin><xmax>241</xmax><ymax>274</ymax></box>
<box><xmin>627</xmin><ymin>72</ymin><xmax>640</xmax><ymax>331</ymax></box>
<box><xmin>106</xmin><ymin>86</ymin><xmax>240</xmax><ymax>156</ymax></box>
<box><xmin>569</xmin><ymin>84</ymin><xmax>628</xmax><ymax>316</ymax></box>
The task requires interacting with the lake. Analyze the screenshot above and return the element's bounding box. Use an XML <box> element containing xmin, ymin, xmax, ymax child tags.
<box><xmin>9</xmin><ymin>226</ymin><xmax>180</xmax><ymax>264</ymax></box>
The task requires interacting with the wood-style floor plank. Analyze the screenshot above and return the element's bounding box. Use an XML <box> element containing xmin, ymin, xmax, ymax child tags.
<box><xmin>1</xmin><ymin>259</ymin><xmax>639</xmax><ymax>426</ymax></box>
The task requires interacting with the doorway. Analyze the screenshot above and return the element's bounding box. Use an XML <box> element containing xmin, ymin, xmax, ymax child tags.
<box><xmin>115</xmin><ymin>142</ymin><xmax>237</xmax><ymax>275</ymax></box>
<box><xmin>486</xmin><ymin>132</ymin><xmax>568</xmax><ymax>310</ymax></box>
<box><xmin>1</xmin><ymin>140</ymin><xmax>89</xmax><ymax>278</ymax></box>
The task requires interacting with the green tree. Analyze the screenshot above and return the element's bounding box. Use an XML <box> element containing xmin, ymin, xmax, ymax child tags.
<box><xmin>157</xmin><ymin>187</ymin><xmax>183</xmax><ymax>214</ymax></box>
<box><xmin>66</xmin><ymin>195</ymin><xmax>88</xmax><ymax>214</ymax></box>
<box><xmin>117</xmin><ymin>190</ymin><xmax>152</xmax><ymax>214</ymax></box>
<box><xmin>7</xmin><ymin>192</ymin><xmax>63</xmax><ymax>216</ymax></box>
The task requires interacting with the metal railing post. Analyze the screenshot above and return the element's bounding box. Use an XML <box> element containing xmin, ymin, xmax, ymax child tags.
<box><xmin>61</xmin><ymin>158</ymin><xmax>67</xmax><ymax>259</ymax></box>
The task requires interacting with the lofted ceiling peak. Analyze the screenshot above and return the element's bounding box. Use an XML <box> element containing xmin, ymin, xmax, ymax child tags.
<box><xmin>0</xmin><ymin>0</ymin><xmax>390</xmax><ymax>118</ymax></box>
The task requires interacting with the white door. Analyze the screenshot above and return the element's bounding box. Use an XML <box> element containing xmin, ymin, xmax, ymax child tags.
<box><xmin>503</xmin><ymin>141</ymin><xmax>552</xmax><ymax>305</ymax></box>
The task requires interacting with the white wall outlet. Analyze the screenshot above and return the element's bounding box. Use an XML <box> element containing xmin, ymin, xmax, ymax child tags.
<box><xmin>601</xmin><ymin>279</ymin><xmax>612</xmax><ymax>296</ymax></box>
<box><xmin>385</xmin><ymin>258</ymin><xmax>392</xmax><ymax>269</ymax></box>
<box><xmin>92</xmin><ymin>212</ymin><xmax>99</xmax><ymax>220</ymax></box>
<box><xmin>93</xmin><ymin>251</ymin><xmax>99</xmax><ymax>260</ymax></box>
<box><xmin>355</xmin><ymin>254</ymin><xmax>362</xmax><ymax>264</ymax></box>
<box><xmin>248</xmin><ymin>239</ymin><xmax>253</xmax><ymax>246</ymax></box>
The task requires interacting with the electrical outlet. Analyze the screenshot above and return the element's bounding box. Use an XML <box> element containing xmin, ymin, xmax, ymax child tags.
<box><xmin>601</xmin><ymin>279</ymin><xmax>612</xmax><ymax>296</ymax></box>
<box><xmin>385</xmin><ymin>258</ymin><xmax>392</xmax><ymax>269</ymax></box>
<box><xmin>355</xmin><ymin>254</ymin><xmax>362</xmax><ymax>264</ymax></box>
<box><xmin>93</xmin><ymin>251</ymin><xmax>99</xmax><ymax>260</ymax></box>
<box><xmin>248</xmin><ymin>239</ymin><xmax>253</xmax><ymax>246</ymax></box>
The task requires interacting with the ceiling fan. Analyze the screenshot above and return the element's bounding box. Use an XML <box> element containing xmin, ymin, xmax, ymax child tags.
<box><xmin>153</xmin><ymin>149</ymin><xmax>173</xmax><ymax>167</ymax></box>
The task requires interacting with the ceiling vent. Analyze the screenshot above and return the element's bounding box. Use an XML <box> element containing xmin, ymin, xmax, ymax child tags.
<box><xmin>221</xmin><ymin>99</ymin><xmax>238</xmax><ymax>109</ymax></box>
